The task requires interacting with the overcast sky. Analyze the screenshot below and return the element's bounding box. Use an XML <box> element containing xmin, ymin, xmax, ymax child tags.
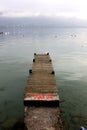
<box><xmin>0</xmin><ymin>0</ymin><xmax>87</xmax><ymax>19</ymax></box>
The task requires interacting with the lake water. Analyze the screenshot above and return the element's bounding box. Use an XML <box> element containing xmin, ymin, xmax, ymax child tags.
<box><xmin>0</xmin><ymin>24</ymin><xmax>87</xmax><ymax>130</ymax></box>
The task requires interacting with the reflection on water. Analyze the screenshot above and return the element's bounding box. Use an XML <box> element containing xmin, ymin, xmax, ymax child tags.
<box><xmin>0</xmin><ymin>27</ymin><xmax>87</xmax><ymax>129</ymax></box>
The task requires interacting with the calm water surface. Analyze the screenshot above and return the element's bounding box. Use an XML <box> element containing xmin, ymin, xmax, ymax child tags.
<box><xmin>0</xmin><ymin>26</ymin><xmax>87</xmax><ymax>130</ymax></box>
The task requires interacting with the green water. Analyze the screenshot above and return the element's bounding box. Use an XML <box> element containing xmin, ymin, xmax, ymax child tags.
<box><xmin>0</xmin><ymin>27</ymin><xmax>87</xmax><ymax>129</ymax></box>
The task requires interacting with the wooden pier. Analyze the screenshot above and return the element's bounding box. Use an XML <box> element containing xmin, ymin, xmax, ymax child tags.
<box><xmin>24</xmin><ymin>53</ymin><xmax>63</xmax><ymax>130</ymax></box>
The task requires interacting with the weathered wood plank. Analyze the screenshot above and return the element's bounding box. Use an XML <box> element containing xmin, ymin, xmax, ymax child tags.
<box><xmin>24</xmin><ymin>53</ymin><xmax>63</xmax><ymax>130</ymax></box>
<box><xmin>24</xmin><ymin>53</ymin><xmax>59</xmax><ymax>103</ymax></box>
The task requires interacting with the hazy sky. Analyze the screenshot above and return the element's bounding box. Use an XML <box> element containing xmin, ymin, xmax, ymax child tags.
<box><xmin>0</xmin><ymin>0</ymin><xmax>87</xmax><ymax>19</ymax></box>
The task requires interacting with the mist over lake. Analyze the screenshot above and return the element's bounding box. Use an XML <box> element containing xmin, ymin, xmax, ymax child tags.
<box><xmin>0</xmin><ymin>17</ymin><xmax>87</xmax><ymax>130</ymax></box>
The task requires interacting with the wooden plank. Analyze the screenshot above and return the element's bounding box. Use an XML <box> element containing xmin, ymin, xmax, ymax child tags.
<box><xmin>24</xmin><ymin>53</ymin><xmax>63</xmax><ymax>130</ymax></box>
<box><xmin>24</xmin><ymin>93</ymin><xmax>59</xmax><ymax>101</ymax></box>
<box><xmin>24</xmin><ymin>53</ymin><xmax>59</xmax><ymax>103</ymax></box>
